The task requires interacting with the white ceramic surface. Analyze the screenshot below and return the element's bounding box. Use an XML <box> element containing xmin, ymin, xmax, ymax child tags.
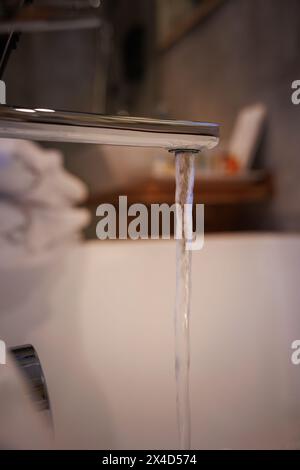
<box><xmin>1</xmin><ymin>234</ymin><xmax>300</xmax><ymax>449</ymax></box>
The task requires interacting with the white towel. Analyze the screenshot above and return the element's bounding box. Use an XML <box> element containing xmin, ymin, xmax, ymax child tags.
<box><xmin>0</xmin><ymin>201</ymin><xmax>90</xmax><ymax>252</ymax></box>
<box><xmin>22</xmin><ymin>167</ymin><xmax>88</xmax><ymax>207</ymax></box>
<box><xmin>0</xmin><ymin>139</ymin><xmax>91</xmax><ymax>254</ymax></box>
<box><xmin>26</xmin><ymin>206</ymin><xmax>91</xmax><ymax>251</ymax></box>
<box><xmin>0</xmin><ymin>139</ymin><xmax>88</xmax><ymax>204</ymax></box>
<box><xmin>0</xmin><ymin>201</ymin><xmax>26</xmax><ymax>237</ymax></box>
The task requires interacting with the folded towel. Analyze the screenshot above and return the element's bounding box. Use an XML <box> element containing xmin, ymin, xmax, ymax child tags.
<box><xmin>0</xmin><ymin>201</ymin><xmax>91</xmax><ymax>252</ymax></box>
<box><xmin>26</xmin><ymin>206</ymin><xmax>91</xmax><ymax>251</ymax></box>
<box><xmin>0</xmin><ymin>201</ymin><xmax>26</xmax><ymax>237</ymax></box>
<box><xmin>22</xmin><ymin>167</ymin><xmax>88</xmax><ymax>207</ymax></box>
<box><xmin>0</xmin><ymin>139</ymin><xmax>62</xmax><ymax>174</ymax></box>
<box><xmin>0</xmin><ymin>139</ymin><xmax>88</xmax><ymax>204</ymax></box>
<box><xmin>0</xmin><ymin>139</ymin><xmax>91</xmax><ymax>255</ymax></box>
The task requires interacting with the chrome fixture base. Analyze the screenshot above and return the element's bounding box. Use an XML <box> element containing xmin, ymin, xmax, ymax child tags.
<box><xmin>10</xmin><ymin>344</ymin><xmax>50</xmax><ymax>412</ymax></box>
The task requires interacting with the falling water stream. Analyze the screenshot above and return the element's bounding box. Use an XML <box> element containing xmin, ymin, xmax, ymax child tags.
<box><xmin>174</xmin><ymin>151</ymin><xmax>196</xmax><ymax>450</ymax></box>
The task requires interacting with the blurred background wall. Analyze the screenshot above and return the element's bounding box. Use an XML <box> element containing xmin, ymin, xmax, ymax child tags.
<box><xmin>159</xmin><ymin>0</ymin><xmax>300</xmax><ymax>230</ymax></box>
<box><xmin>2</xmin><ymin>0</ymin><xmax>300</xmax><ymax>233</ymax></box>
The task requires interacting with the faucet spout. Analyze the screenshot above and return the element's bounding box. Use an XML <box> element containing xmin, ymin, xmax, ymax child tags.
<box><xmin>0</xmin><ymin>105</ymin><xmax>219</xmax><ymax>151</ymax></box>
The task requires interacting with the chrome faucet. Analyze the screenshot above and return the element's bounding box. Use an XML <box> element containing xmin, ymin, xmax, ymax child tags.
<box><xmin>0</xmin><ymin>105</ymin><xmax>219</xmax><ymax>152</ymax></box>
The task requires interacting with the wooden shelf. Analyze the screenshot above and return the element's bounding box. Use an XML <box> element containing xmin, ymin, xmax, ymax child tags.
<box><xmin>85</xmin><ymin>171</ymin><xmax>273</xmax><ymax>233</ymax></box>
<box><xmin>86</xmin><ymin>171</ymin><xmax>274</xmax><ymax>207</ymax></box>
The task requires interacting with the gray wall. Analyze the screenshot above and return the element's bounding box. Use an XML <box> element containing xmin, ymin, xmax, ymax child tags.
<box><xmin>3</xmin><ymin>26</ymin><xmax>113</xmax><ymax>197</ymax></box>
<box><xmin>4</xmin><ymin>29</ymin><xmax>102</xmax><ymax>112</ymax></box>
<box><xmin>3</xmin><ymin>0</ymin><xmax>300</xmax><ymax>231</ymax></box>
<box><xmin>161</xmin><ymin>0</ymin><xmax>300</xmax><ymax>230</ymax></box>
<box><xmin>2</xmin><ymin>1</ymin><xmax>155</xmax><ymax>204</ymax></box>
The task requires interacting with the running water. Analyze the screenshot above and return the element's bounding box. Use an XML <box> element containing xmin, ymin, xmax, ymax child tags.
<box><xmin>174</xmin><ymin>151</ymin><xmax>195</xmax><ymax>450</ymax></box>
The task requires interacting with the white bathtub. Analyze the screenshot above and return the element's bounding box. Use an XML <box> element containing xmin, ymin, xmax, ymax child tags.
<box><xmin>1</xmin><ymin>234</ymin><xmax>300</xmax><ymax>449</ymax></box>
